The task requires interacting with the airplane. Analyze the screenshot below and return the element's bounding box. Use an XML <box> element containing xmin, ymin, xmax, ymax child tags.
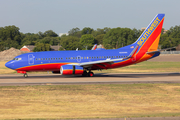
<box><xmin>5</xmin><ymin>13</ymin><xmax>165</xmax><ymax>78</ymax></box>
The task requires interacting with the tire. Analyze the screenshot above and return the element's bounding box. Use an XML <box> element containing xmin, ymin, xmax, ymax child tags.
<box><xmin>89</xmin><ymin>72</ymin><xmax>94</xmax><ymax>77</ymax></box>
<box><xmin>82</xmin><ymin>71</ymin><xmax>88</xmax><ymax>77</ymax></box>
<box><xmin>24</xmin><ymin>73</ymin><xmax>28</xmax><ymax>78</ymax></box>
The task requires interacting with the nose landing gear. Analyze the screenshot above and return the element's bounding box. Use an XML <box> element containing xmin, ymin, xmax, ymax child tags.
<box><xmin>17</xmin><ymin>71</ymin><xmax>28</xmax><ymax>78</ymax></box>
<box><xmin>23</xmin><ymin>73</ymin><xmax>28</xmax><ymax>78</ymax></box>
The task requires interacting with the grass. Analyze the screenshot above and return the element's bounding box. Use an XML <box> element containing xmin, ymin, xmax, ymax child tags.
<box><xmin>95</xmin><ymin>61</ymin><xmax>180</xmax><ymax>73</ymax></box>
<box><xmin>0</xmin><ymin>84</ymin><xmax>180</xmax><ymax>119</ymax></box>
<box><xmin>0</xmin><ymin>61</ymin><xmax>15</xmax><ymax>74</ymax></box>
<box><xmin>1</xmin><ymin>61</ymin><xmax>180</xmax><ymax>74</ymax></box>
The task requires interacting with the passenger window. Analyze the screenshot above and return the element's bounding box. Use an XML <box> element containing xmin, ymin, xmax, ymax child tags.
<box><xmin>92</xmin><ymin>57</ymin><xmax>93</xmax><ymax>59</ymax></box>
<box><xmin>99</xmin><ymin>56</ymin><xmax>101</xmax><ymax>59</ymax></box>
<box><xmin>81</xmin><ymin>57</ymin><xmax>83</xmax><ymax>59</ymax></box>
<box><xmin>43</xmin><ymin>58</ymin><xmax>45</xmax><ymax>60</ymax></box>
<box><xmin>84</xmin><ymin>57</ymin><xmax>86</xmax><ymax>59</ymax></box>
<box><xmin>89</xmin><ymin>57</ymin><xmax>91</xmax><ymax>59</ymax></box>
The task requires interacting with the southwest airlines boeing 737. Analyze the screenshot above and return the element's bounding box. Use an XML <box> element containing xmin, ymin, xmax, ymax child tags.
<box><xmin>5</xmin><ymin>14</ymin><xmax>165</xmax><ymax>78</ymax></box>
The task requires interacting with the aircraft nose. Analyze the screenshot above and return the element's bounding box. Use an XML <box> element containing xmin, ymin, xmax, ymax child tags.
<box><xmin>5</xmin><ymin>61</ymin><xmax>14</xmax><ymax>69</ymax></box>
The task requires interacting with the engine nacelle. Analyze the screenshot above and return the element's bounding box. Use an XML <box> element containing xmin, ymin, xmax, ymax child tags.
<box><xmin>60</xmin><ymin>65</ymin><xmax>84</xmax><ymax>75</ymax></box>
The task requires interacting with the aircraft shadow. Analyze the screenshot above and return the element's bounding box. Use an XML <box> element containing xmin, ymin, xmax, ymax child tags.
<box><xmin>0</xmin><ymin>72</ymin><xmax>180</xmax><ymax>79</ymax></box>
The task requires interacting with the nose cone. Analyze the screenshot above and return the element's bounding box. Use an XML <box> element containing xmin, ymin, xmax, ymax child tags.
<box><xmin>5</xmin><ymin>61</ymin><xmax>14</xmax><ymax>69</ymax></box>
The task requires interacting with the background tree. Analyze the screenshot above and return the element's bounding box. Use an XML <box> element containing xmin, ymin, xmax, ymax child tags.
<box><xmin>40</xmin><ymin>37</ymin><xmax>60</xmax><ymax>45</ymax></box>
<box><xmin>160</xmin><ymin>25</ymin><xmax>180</xmax><ymax>49</ymax></box>
<box><xmin>80</xmin><ymin>34</ymin><xmax>95</xmax><ymax>50</ymax></box>
<box><xmin>33</xmin><ymin>43</ymin><xmax>51</xmax><ymax>52</ymax></box>
<box><xmin>81</xmin><ymin>27</ymin><xmax>94</xmax><ymax>35</ymax></box>
<box><xmin>95</xmin><ymin>34</ymin><xmax>105</xmax><ymax>44</ymax></box>
<box><xmin>68</xmin><ymin>27</ymin><xmax>82</xmax><ymax>38</ymax></box>
<box><xmin>0</xmin><ymin>24</ymin><xmax>180</xmax><ymax>52</ymax></box>
<box><xmin>103</xmin><ymin>27</ymin><xmax>137</xmax><ymax>49</ymax></box>
<box><xmin>21</xmin><ymin>33</ymin><xmax>40</xmax><ymax>45</ymax></box>
<box><xmin>43</xmin><ymin>30</ymin><xmax>58</xmax><ymax>37</ymax></box>
<box><xmin>0</xmin><ymin>25</ymin><xmax>22</xmax><ymax>50</ymax></box>
<box><xmin>60</xmin><ymin>36</ymin><xmax>82</xmax><ymax>50</ymax></box>
<box><xmin>92</xmin><ymin>27</ymin><xmax>111</xmax><ymax>37</ymax></box>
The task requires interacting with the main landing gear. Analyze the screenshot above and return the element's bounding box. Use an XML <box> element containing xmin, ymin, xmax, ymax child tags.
<box><xmin>82</xmin><ymin>71</ymin><xmax>94</xmax><ymax>77</ymax></box>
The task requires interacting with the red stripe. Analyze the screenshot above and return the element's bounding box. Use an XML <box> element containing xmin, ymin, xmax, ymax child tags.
<box><xmin>16</xmin><ymin>63</ymin><xmax>68</xmax><ymax>71</ymax></box>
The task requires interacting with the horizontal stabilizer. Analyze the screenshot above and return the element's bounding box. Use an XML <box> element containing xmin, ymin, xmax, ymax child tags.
<box><xmin>146</xmin><ymin>47</ymin><xmax>176</xmax><ymax>54</ymax></box>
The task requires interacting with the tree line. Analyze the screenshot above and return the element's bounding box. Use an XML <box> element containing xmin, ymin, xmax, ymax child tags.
<box><xmin>0</xmin><ymin>25</ymin><xmax>180</xmax><ymax>52</ymax></box>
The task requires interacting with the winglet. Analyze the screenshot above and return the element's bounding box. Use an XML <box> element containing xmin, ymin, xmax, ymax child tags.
<box><xmin>91</xmin><ymin>44</ymin><xmax>97</xmax><ymax>50</ymax></box>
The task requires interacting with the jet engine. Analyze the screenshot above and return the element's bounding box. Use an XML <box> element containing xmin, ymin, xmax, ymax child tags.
<box><xmin>60</xmin><ymin>65</ymin><xmax>84</xmax><ymax>75</ymax></box>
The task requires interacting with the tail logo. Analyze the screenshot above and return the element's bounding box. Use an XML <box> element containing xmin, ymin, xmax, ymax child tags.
<box><xmin>137</xmin><ymin>17</ymin><xmax>161</xmax><ymax>46</ymax></box>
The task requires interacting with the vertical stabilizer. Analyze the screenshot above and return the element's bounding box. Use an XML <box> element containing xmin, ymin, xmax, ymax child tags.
<box><xmin>134</xmin><ymin>14</ymin><xmax>165</xmax><ymax>52</ymax></box>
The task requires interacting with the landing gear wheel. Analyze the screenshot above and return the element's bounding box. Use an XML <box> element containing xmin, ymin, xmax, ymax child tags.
<box><xmin>82</xmin><ymin>71</ymin><xmax>88</xmax><ymax>77</ymax></box>
<box><xmin>88</xmin><ymin>72</ymin><xmax>94</xmax><ymax>77</ymax></box>
<box><xmin>24</xmin><ymin>73</ymin><xmax>28</xmax><ymax>78</ymax></box>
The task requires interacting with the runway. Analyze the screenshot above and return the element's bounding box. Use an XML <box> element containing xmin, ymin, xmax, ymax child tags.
<box><xmin>0</xmin><ymin>72</ymin><xmax>180</xmax><ymax>86</ymax></box>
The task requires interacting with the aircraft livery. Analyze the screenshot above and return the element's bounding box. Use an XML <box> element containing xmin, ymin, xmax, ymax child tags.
<box><xmin>5</xmin><ymin>14</ymin><xmax>165</xmax><ymax>77</ymax></box>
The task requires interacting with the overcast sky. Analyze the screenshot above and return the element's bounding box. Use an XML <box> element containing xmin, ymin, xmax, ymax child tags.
<box><xmin>0</xmin><ymin>0</ymin><xmax>180</xmax><ymax>34</ymax></box>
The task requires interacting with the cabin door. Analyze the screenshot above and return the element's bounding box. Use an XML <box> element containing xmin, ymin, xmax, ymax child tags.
<box><xmin>77</xmin><ymin>55</ymin><xmax>81</xmax><ymax>62</ymax></box>
<box><xmin>28</xmin><ymin>54</ymin><xmax>34</xmax><ymax>65</ymax></box>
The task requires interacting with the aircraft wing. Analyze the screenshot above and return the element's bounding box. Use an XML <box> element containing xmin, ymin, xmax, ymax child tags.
<box><xmin>79</xmin><ymin>58</ymin><xmax>124</xmax><ymax>66</ymax></box>
<box><xmin>76</xmin><ymin>45</ymin><xmax>139</xmax><ymax>69</ymax></box>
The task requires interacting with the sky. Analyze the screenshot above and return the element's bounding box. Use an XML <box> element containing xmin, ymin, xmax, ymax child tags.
<box><xmin>0</xmin><ymin>0</ymin><xmax>180</xmax><ymax>34</ymax></box>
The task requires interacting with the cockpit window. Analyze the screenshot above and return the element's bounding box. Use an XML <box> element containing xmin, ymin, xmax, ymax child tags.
<box><xmin>13</xmin><ymin>58</ymin><xmax>22</xmax><ymax>61</ymax></box>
